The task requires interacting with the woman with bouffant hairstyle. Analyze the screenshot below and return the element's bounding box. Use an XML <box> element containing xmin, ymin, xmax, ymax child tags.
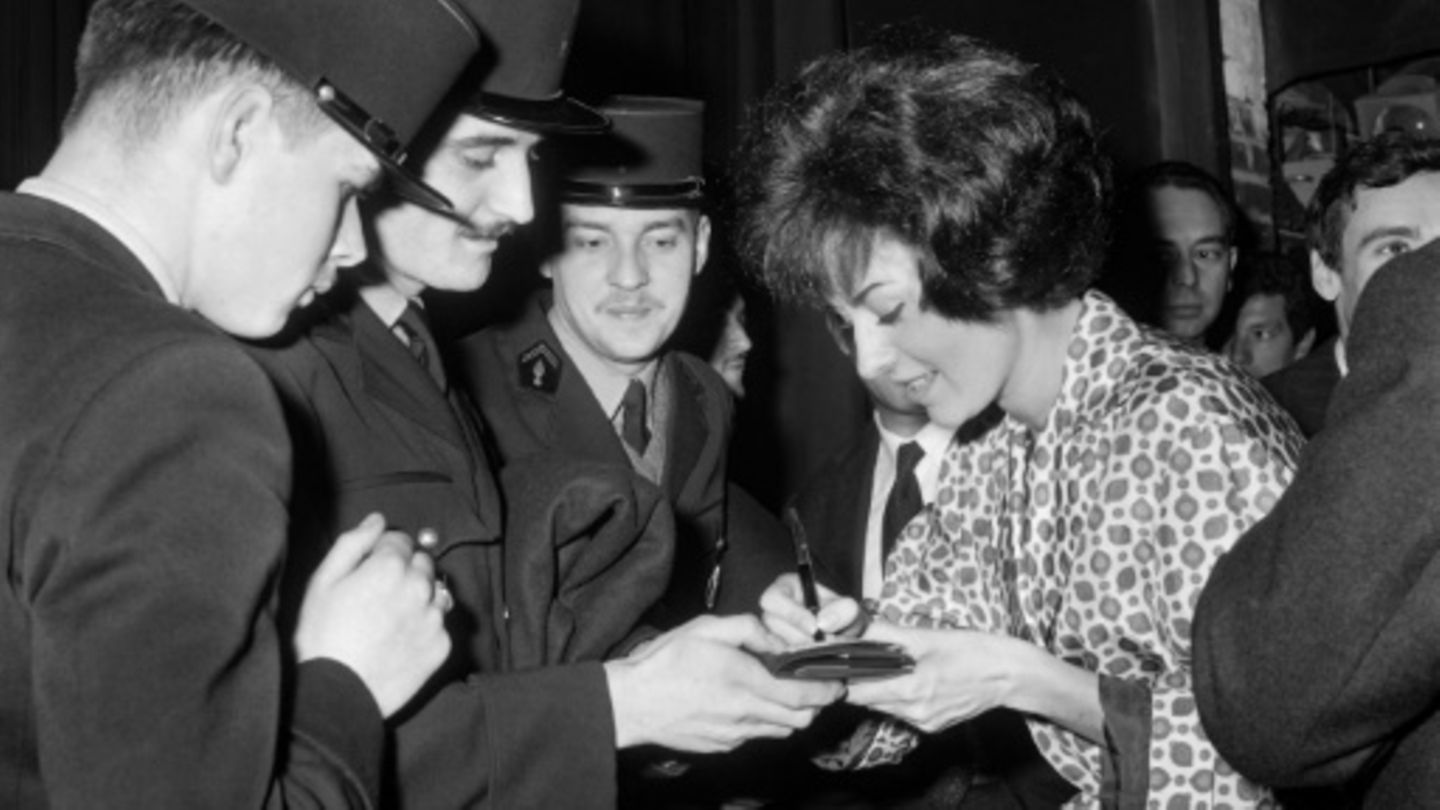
<box><xmin>740</xmin><ymin>25</ymin><xmax>1301</xmax><ymax>807</ymax></box>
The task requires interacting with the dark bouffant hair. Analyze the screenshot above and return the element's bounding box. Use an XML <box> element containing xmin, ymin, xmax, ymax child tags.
<box><xmin>1309</xmin><ymin>131</ymin><xmax>1440</xmax><ymax>268</ymax></box>
<box><xmin>733</xmin><ymin>24</ymin><xmax>1111</xmax><ymax>322</ymax></box>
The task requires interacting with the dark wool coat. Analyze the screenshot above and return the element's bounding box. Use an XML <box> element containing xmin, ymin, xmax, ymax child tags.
<box><xmin>249</xmin><ymin>281</ymin><xmax>674</xmax><ymax>810</ymax></box>
<box><xmin>0</xmin><ymin>192</ymin><xmax>384</xmax><ymax>809</ymax></box>
<box><xmin>1195</xmin><ymin>238</ymin><xmax>1440</xmax><ymax>808</ymax></box>
<box><xmin>455</xmin><ymin>295</ymin><xmax>789</xmax><ymax>627</ymax></box>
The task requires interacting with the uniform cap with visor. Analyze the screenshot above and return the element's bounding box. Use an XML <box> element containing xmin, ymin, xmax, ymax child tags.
<box><xmin>456</xmin><ymin>0</ymin><xmax>609</xmax><ymax>134</ymax></box>
<box><xmin>560</xmin><ymin>96</ymin><xmax>706</xmax><ymax>208</ymax></box>
<box><xmin>182</xmin><ymin>0</ymin><xmax>480</xmax><ymax>214</ymax></box>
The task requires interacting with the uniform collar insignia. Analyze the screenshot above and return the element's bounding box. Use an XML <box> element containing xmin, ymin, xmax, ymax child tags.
<box><xmin>518</xmin><ymin>340</ymin><xmax>562</xmax><ymax>393</ymax></box>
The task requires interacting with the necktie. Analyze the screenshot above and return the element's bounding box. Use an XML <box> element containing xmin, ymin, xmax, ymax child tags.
<box><xmin>395</xmin><ymin>304</ymin><xmax>447</xmax><ymax>392</ymax></box>
<box><xmin>881</xmin><ymin>441</ymin><xmax>925</xmax><ymax>561</ymax></box>
<box><xmin>620</xmin><ymin>378</ymin><xmax>650</xmax><ymax>455</ymax></box>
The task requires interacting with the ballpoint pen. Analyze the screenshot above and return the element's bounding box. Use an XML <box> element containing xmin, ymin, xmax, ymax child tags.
<box><xmin>783</xmin><ymin>507</ymin><xmax>825</xmax><ymax>642</ymax></box>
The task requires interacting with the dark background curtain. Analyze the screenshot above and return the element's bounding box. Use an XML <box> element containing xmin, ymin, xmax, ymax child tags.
<box><xmin>0</xmin><ymin>0</ymin><xmax>89</xmax><ymax>191</ymax></box>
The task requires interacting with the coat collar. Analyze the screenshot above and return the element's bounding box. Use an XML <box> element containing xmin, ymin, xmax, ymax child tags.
<box><xmin>496</xmin><ymin>294</ymin><xmax>722</xmax><ymax>506</ymax></box>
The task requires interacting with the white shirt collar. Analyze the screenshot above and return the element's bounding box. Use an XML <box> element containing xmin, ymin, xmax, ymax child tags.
<box><xmin>359</xmin><ymin>281</ymin><xmax>413</xmax><ymax>331</ymax></box>
<box><xmin>18</xmin><ymin>176</ymin><xmax>180</xmax><ymax>303</ymax></box>
<box><xmin>874</xmin><ymin>417</ymin><xmax>954</xmax><ymax>504</ymax></box>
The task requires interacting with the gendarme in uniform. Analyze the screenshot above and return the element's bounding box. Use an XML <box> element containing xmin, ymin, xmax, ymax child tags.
<box><xmin>457</xmin><ymin>98</ymin><xmax>788</xmax><ymax>628</ymax></box>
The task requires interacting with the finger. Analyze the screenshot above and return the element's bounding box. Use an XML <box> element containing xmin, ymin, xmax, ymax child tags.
<box><xmin>816</xmin><ymin>598</ymin><xmax>864</xmax><ymax>636</ymax></box>
<box><xmin>858</xmin><ymin>619</ymin><xmax>911</xmax><ymax>644</ymax></box>
<box><xmin>309</xmin><ymin>512</ymin><xmax>386</xmax><ymax>588</ymax></box>
<box><xmin>758</xmin><ymin>574</ymin><xmax>804</xmax><ymax>614</ymax></box>
<box><xmin>433</xmin><ymin>579</ymin><xmax>454</xmax><ymax>613</ymax></box>
<box><xmin>401</xmin><ymin>537</ymin><xmax>435</xmax><ymax>579</ymax></box>
<box><xmin>758</xmin><ymin>594</ymin><xmax>822</xmax><ymax>645</ymax></box>
<box><xmin>845</xmin><ymin>675</ymin><xmax>908</xmax><ymax>708</ymax></box>
<box><xmin>769</xmin><ymin>679</ymin><xmax>846</xmax><ymax>710</ymax></box>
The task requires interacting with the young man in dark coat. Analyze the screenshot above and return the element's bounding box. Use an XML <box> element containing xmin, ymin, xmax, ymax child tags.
<box><xmin>1194</xmin><ymin>134</ymin><xmax>1440</xmax><ymax>807</ymax></box>
<box><xmin>249</xmin><ymin>9</ymin><xmax>841</xmax><ymax>808</ymax></box>
<box><xmin>0</xmin><ymin>0</ymin><xmax>476</xmax><ymax>807</ymax></box>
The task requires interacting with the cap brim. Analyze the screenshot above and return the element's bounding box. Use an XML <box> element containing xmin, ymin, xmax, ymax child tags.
<box><xmin>561</xmin><ymin>180</ymin><xmax>705</xmax><ymax>208</ymax></box>
<box><xmin>465</xmin><ymin>92</ymin><xmax>610</xmax><ymax>135</ymax></box>
<box><xmin>379</xmin><ymin>155</ymin><xmax>459</xmax><ymax>218</ymax></box>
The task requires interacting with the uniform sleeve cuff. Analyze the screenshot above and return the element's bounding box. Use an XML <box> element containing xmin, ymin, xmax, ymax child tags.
<box><xmin>291</xmin><ymin>658</ymin><xmax>386</xmax><ymax>802</ymax></box>
<box><xmin>1099</xmin><ymin>675</ymin><xmax>1151</xmax><ymax>810</ymax></box>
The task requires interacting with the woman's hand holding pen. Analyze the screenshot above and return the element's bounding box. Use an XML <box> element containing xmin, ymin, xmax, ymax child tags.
<box><xmin>758</xmin><ymin>573</ymin><xmax>867</xmax><ymax>646</ymax></box>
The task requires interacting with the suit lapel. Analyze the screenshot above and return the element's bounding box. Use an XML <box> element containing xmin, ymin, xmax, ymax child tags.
<box><xmin>828</xmin><ymin>423</ymin><xmax>879</xmax><ymax>596</ymax></box>
<box><xmin>348</xmin><ymin>302</ymin><xmax>469</xmax><ymax>451</ymax></box>
<box><xmin>662</xmin><ymin>355</ymin><xmax>713</xmax><ymax>506</ymax></box>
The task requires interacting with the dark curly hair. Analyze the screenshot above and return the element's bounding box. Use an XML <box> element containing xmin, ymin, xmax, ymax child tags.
<box><xmin>1308</xmin><ymin>131</ymin><xmax>1440</xmax><ymax>269</ymax></box>
<box><xmin>732</xmin><ymin>24</ymin><xmax>1111</xmax><ymax>322</ymax></box>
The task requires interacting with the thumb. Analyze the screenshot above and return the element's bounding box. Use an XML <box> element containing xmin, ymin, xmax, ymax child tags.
<box><xmin>309</xmin><ymin>512</ymin><xmax>386</xmax><ymax>589</ymax></box>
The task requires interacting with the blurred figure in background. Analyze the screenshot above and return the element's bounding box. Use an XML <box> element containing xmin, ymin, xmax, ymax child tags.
<box><xmin>1103</xmin><ymin>160</ymin><xmax>1244</xmax><ymax>348</ymax></box>
<box><xmin>1225</xmin><ymin>252</ymin><xmax>1319</xmax><ymax>379</ymax></box>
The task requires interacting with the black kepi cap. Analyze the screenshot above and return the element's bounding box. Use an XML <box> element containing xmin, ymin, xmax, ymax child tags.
<box><xmin>457</xmin><ymin>0</ymin><xmax>608</xmax><ymax>134</ymax></box>
<box><xmin>561</xmin><ymin>96</ymin><xmax>705</xmax><ymax>208</ymax></box>
<box><xmin>183</xmin><ymin>0</ymin><xmax>480</xmax><ymax>214</ymax></box>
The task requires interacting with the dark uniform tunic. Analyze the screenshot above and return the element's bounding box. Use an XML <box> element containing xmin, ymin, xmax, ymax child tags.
<box><xmin>249</xmin><ymin>280</ymin><xmax>672</xmax><ymax>810</ymax></box>
<box><xmin>456</xmin><ymin>294</ymin><xmax>789</xmax><ymax>626</ymax></box>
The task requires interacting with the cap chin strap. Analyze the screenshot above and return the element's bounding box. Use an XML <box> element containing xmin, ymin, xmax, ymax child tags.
<box><xmin>561</xmin><ymin>179</ymin><xmax>705</xmax><ymax>208</ymax></box>
<box><xmin>317</xmin><ymin>80</ymin><xmax>457</xmax><ymax>216</ymax></box>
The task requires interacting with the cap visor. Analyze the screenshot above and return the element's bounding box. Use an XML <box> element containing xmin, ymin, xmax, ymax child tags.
<box><xmin>466</xmin><ymin>93</ymin><xmax>610</xmax><ymax>135</ymax></box>
<box><xmin>381</xmin><ymin>158</ymin><xmax>458</xmax><ymax>217</ymax></box>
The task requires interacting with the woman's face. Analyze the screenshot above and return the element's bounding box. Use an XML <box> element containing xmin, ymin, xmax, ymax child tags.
<box><xmin>827</xmin><ymin>236</ymin><xmax>1020</xmax><ymax>430</ymax></box>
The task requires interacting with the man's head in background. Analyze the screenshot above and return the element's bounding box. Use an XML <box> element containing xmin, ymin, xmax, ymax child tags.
<box><xmin>1226</xmin><ymin>253</ymin><xmax>1318</xmax><ymax>378</ymax></box>
<box><xmin>1133</xmin><ymin>161</ymin><xmax>1240</xmax><ymax>344</ymax></box>
<box><xmin>1307</xmin><ymin>131</ymin><xmax>1440</xmax><ymax>346</ymax></box>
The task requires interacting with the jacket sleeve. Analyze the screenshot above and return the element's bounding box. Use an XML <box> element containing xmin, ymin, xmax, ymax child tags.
<box><xmin>25</xmin><ymin>342</ymin><xmax>384</xmax><ymax>809</ymax></box>
<box><xmin>1194</xmin><ymin>257</ymin><xmax>1440</xmax><ymax>790</ymax></box>
<box><xmin>392</xmin><ymin>663</ymin><xmax>617</xmax><ymax>810</ymax></box>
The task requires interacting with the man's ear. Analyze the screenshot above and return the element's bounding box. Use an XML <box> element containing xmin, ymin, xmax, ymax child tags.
<box><xmin>207</xmin><ymin>84</ymin><xmax>275</xmax><ymax>185</ymax></box>
<box><xmin>693</xmin><ymin>213</ymin><xmax>712</xmax><ymax>276</ymax></box>
<box><xmin>1293</xmin><ymin>327</ymin><xmax>1317</xmax><ymax>361</ymax></box>
<box><xmin>1310</xmin><ymin>249</ymin><xmax>1342</xmax><ymax>302</ymax></box>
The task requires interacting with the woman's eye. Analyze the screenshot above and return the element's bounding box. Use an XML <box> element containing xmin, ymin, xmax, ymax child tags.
<box><xmin>877</xmin><ymin>303</ymin><xmax>905</xmax><ymax>326</ymax></box>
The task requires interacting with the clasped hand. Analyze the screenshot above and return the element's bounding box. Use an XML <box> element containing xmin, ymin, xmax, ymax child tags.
<box><xmin>604</xmin><ymin>613</ymin><xmax>846</xmax><ymax>753</ymax></box>
<box><xmin>758</xmin><ymin>574</ymin><xmax>1023</xmax><ymax>734</ymax></box>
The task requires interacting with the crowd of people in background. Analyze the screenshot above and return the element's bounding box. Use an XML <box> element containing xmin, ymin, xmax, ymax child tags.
<box><xmin>6</xmin><ymin>1</ymin><xmax>1440</xmax><ymax>809</ymax></box>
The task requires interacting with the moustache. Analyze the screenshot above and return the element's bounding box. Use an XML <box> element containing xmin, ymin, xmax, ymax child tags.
<box><xmin>429</xmin><ymin>206</ymin><xmax>514</xmax><ymax>241</ymax></box>
<box><xmin>600</xmin><ymin>295</ymin><xmax>664</xmax><ymax>313</ymax></box>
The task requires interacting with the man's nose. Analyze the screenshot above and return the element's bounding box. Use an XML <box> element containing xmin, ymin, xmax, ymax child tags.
<box><xmin>1170</xmin><ymin>254</ymin><xmax>1199</xmax><ymax>288</ymax></box>
<box><xmin>327</xmin><ymin>196</ymin><xmax>368</xmax><ymax>272</ymax></box>
<box><xmin>608</xmin><ymin>246</ymin><xmax>649</xmax><ymax>290</ymax></box>
<box><xmin>484</xmin><ymin>153</ymin><xmax>535</xmax><ymax>228</ymax></box>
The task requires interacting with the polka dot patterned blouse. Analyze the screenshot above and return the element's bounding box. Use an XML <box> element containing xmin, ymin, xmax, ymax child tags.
<box><xmin>858</xmin><ymin>292</ymin><xmax>1304</xmax><ymax>808</ymax></box>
